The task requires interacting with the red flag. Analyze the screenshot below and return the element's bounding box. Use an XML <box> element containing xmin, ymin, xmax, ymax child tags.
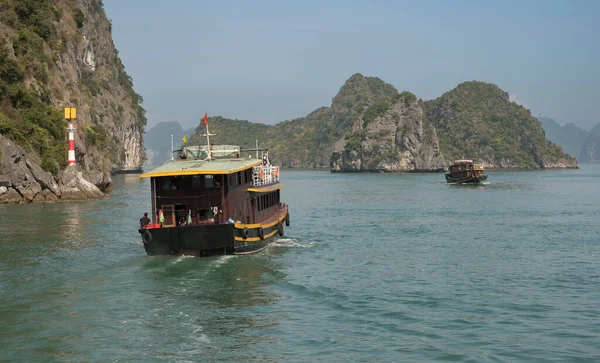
<box><xmin>203</xmin><ymin>112</ymin><xmax>208</xmax><ymax>126</ymax></box>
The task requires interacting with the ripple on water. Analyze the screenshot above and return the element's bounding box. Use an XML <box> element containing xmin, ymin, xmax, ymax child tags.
<box><xmin>1</xmin><ymin>169</ymin><xmax>600</xmax><ymax>362</ymax></box>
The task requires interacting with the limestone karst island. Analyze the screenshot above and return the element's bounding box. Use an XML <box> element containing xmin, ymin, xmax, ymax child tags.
<box><xmin>0</xmin><ymin>0</ymin><xmax>594</xmax><ymax>205</ymax></box>
<box><xmin>1</xmin><ymin>0</ymin><xmax>144</xmax><ymax>204</ymax></box>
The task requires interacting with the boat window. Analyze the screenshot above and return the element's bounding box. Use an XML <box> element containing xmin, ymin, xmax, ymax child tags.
<box><xmin>205</xmin><ymin>175</ymin><xmax>214</xmax><ymax>188</ymax></box>
<box><xmin>192</xmin><ymin>175</ymin><xmax>202</xmax><ymax>188</ymax></box>
<box><xmin>161</xmin><ymin>177</ymin><xmax>175</xmax><ymax>190</ymax></box>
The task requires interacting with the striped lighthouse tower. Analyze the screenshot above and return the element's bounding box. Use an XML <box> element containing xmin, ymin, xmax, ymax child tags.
<box><xmin>64</xmin><ymin>107</ymin><xmax>77</xmax><ymax>166</ymax></box>
<box><xmin>67</xmin><ymin>123</ymin><xmax>76</xmax><ymax>166</ymax></box>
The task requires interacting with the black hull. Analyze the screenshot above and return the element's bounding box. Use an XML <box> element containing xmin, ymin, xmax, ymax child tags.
<box><xmin>444</xmin><ymin>173</ymin><xmax>488</xmax><ymax>184</ymax></box>
<box><xmin>139</xmin><ymin>213</ymin><xmax>288</xmax><ymax>256</ymax></box>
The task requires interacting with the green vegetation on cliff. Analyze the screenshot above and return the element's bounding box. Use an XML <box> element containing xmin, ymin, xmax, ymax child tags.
<box><xmin>0</xmin><ymin>0</ymin><xmax>68</xmax><ymax>173</ymax></box>
<box><xmin>187</xmin><ymin>73</ymin><xmax>402</xmax><ymax>167</ymax></box>
<box><xmin>424</xmin><ymin>81</ymin><xmax>575</xmax><ymax>168</ymax></box>
<box><xmin>0</xmin><ymin>0</ymin><xmax>146</xmax><ymax>175</ymax></box>
<box><xmin>185</xmin><ymin>76</ymin><xmax>575</xmax><ymax>170</ymax></box>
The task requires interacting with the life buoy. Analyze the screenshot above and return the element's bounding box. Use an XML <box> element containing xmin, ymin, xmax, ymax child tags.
<box><xmin>277</xmin><ymin>221</ymin><xmax>284</xmax><ymax>236</ymax></box>
<box><xmin>285</xmin><ymin>212</ymin><xmax>290</xmax><ymax>227</ymax></box>
<box><xmin>212</xmin><ymin>206</ymin><xmax>218</xmax><ymax>214</ymax></box>
<box><xmin>274</xmin><ymin>168</ymin><xmax>279</xmax><ymax>177</ymax></box>
<box><xmin>243</xmin><ymin>226</ymin><xmax>248</xmax><ymax>240</ymax></box>
<box><xmin>142</xmin><ymin>229</ymin><xmax>152</xmax><ymax>244</ymax></box>
<box><xmin>258</xmin><ymin>226</ymin><xmax>264</xmax><ymax>240</ymax></box>
<box><xmin>259</xmin><ymin>167</ymin><xmax>264</xmax><ymax>180</ymax></box>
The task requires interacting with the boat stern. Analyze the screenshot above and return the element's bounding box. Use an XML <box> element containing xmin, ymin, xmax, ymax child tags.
<box><xmin>139</xmin><ymin>224</ymin><xmax>235</xmax><ymax>256</ymax></box>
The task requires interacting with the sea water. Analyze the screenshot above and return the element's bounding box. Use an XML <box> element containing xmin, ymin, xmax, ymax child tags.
<box><xmin>1</xmin><ymin>166</ymin><xmax>599</xmax><ymax>362</ymax></box>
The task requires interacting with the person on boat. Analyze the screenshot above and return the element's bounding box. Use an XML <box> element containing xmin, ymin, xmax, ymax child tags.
<box><xmin>140</xmin><ymin>212</ymin><xmax>150</xmax><ymax>228</ymax></box>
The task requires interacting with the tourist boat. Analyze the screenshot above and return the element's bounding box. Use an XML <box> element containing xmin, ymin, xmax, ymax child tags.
<box><xmin>444</xmin><ymin>159</ymin><xmax>487</xmax><ymax>184</ymax></box>
<box><xmin>137</xmin><ymin>141</ymin><xmax>290</xmax><ymax>256</ymax></box>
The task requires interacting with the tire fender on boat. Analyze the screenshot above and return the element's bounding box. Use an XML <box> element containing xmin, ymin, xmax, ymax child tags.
<box><xmin>277</xmin><ymin>221</ymin><xmax>284</xmax><ymax>236</ymax></box>
<box><xmin>243</xmin><ymin>226</ymin><xmax>248</xmax><ymax>240</ymax></box>
<box><xmin>285</xmin><ymin>212</ymin><xmax>290</xmax><ymax>227</ymax></box>
<box><xmin>142</xmin><ymin>229</ymin><xmax>152</xmax><ymax>244</ymax></box>
<box><xmin>258</xmin><ymin>226</ymin><xmax>264</xmax><ymax>240</ymax></box>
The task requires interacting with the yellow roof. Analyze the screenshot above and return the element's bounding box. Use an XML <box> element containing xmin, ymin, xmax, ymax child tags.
<box><xmin>140</xmin><ymin>158</ymin><xmax>261</xmax><ymax>178</ymax></box>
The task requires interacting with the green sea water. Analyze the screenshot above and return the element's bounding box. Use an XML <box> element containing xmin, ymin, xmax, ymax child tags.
<box><xmin>1</xmin><ymin>165</ymin><xmax>599</xmax><ymax>362</ymax></box>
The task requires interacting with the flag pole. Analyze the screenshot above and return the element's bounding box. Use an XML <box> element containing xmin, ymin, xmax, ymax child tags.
<box><xmin>204</xmin><ymin>113</ymin><xmax>211</xmax><ymax>160</ymax></box>
<box><xmin>205</xmin><ymin>122</ymin><xmax>210</xmax><ymax>161</ymax></box>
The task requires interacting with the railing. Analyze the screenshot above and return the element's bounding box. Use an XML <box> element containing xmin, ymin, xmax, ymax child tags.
<box><xmin>252</xmin><ymin>165</ymin><xmax>280</xmax><ymax>186</ymax></box>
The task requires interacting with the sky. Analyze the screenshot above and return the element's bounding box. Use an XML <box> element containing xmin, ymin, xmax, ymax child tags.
<box><xmin>103</xmin><ymin>0</ymin><xmax>599</xmax><ymax>131</ymax></box>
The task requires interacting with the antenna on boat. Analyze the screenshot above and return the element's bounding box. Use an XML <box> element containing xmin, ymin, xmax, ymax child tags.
<box><xmin>170</xmin><ymin>134</ymin><xmax>174</xmax><ymax>160</ymax></box>
<box><xmin>255</xmin><ymin>139</ymin><xmax>258</xmax><ymax>159</ymax></box>
<box><xmin>201</xmin><ymin>113</ymin><xmax>215</xmax><ymax>160</ymax></box>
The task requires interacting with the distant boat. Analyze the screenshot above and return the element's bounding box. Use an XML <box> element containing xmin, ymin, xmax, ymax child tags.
<box><xmin>445</xmin><ymin>159</ymin><xmax>487</xmax><ymax>184</ymax></box>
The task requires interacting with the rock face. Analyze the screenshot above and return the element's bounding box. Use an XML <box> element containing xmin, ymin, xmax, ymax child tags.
<box><xmin>0</xmin><ymin>135</ymin><xmax>104</xmax><ymax>204</ymax></box>
<box><xmin>331</xmin><ymin>88</ymin><xmax>446</xmax><ymax>172</ymax></box>
<box><xmin>0</xmin><ymin>0</ymin><xmax>146</xmax><ymax>195</ymax></box>
<box><xmin>192</xmin><ymin>73</ymin><xmax>444</xmax><ymax>171</ymax></box>
<box><xmin>424</xmin><ymin>81</ymin><xmax>578</xmax><ymax>169</ymax></box>
<box><xmin>60</xmin><ymin>166</ymin><xmax>106</xmax><ymax>201</ymax></box>
<box><xmin>185</xmin><ymin>75</ymin><xmax>578</xmax><ymax>171</ymax></box>
<box><xmin>49</xmin><ymin>0</ymin><xmax>147</xmax><ymax>175</ymax></box>
<box><xmin>579</xmin><ymin>123</ymin><xmax>600</xmax><ymax>163</ymax></box>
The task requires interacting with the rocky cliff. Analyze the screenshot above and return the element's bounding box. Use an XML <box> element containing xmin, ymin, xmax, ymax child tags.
<box><xmin>0</xmin><ymin>0</ymin><xmax>145</xmax><ymax>203</ymax></box>
<box><xmin>185</xmin><ymin>75</ymin><xmax>578</xmax><ymax>171</ymax></box>
<box><xmin>330</xmin><ymin>75</ymin><xmax>445</xmax><ymax>172</ymax></box>
<box><xmin>579</xmin><ymin>123</ymin><xmax>600</xmax><ymax>163</ymax></box>
<box><xmin>187</xmin><ymin>74</ymin><xmax>445</xmax><ymax>171</ymax></box>
<box><xmin>424</xmin><ymin>81</ymin><xmax>578</xmax><ymax>169</ymax></box>
<box><xmin>0</xmin><ymin>134</ymin><xmax>105</xmax><ymax>203</ymax></box>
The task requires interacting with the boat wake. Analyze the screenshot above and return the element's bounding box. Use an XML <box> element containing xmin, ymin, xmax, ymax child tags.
<box><xmin>170</xmin><ymin>255</ymin><xmax>196</xmax><ymax>265</ymax></box>
<box><xmin>271</xmin><ymin>237</ymin><xmax>318</xmax><ymax>249</ymax></box>
<box><xmin>209</xmin><ymin>254</ymin><xmax>235</xmax><ymax>267</ymax></box>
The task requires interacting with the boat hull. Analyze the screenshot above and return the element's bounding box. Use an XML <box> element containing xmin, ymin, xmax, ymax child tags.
<box><xmin>139</xmin><ymin>211</ymin><xmax>288</xmax><ymax>256</ymax></box>
<box><xmin>444</xmin><ymin>173</ymin><xmax>488</xmax><ymax>184</ymax></box>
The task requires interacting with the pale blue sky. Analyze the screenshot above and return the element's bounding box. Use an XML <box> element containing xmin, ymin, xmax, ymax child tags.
<box><xmin>103</xmin><ymin>0</ymin><xmax>599</xmax><ymax>130</ymax></box>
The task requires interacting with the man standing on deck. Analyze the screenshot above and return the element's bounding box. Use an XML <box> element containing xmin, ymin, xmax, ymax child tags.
<box><xmin>140</xmin><ymin>212</ymin><xmax>150</xmax><ymax>227</ymax></box>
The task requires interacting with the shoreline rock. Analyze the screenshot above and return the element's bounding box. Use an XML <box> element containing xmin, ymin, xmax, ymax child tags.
<box><xmin>0</xmin><ymin>135</ymin><xmax>106</xmax><ymax>205</ymax></box>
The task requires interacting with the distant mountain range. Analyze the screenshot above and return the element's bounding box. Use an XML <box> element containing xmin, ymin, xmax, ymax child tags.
<box><xmin>176</xmin><ymin>74</ymin><xmax>579</xmax><ymax>170</ymax></box>
<box><xmin>144</xmin><ymin>121</ymin><xmax>195</xmax><ymax>165</ymax></box>
<box><xmin>538</xmin><ymin>117</ymin><xmax>600</xmax><ymax>163</ymax></box>
<box><xmin>579</xmin><ymin>123</ymin><xmax>600</xmax><ymax>163</ymax></box>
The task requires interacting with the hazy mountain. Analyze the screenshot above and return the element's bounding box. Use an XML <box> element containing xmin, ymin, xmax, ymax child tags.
<box><xmin>539</xmin><ymin>117</ymin><xmax>588</xmax><ymax>159</ymax></box>
<box><xmin>144</xmin><ymin>121</ymin><xmax>195</xmax><ymax>165</ymax></box>
<box><xmin>579</xmin><ymin>123</ymin><xmax>600</xmax><ymax>163</ymax></box>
